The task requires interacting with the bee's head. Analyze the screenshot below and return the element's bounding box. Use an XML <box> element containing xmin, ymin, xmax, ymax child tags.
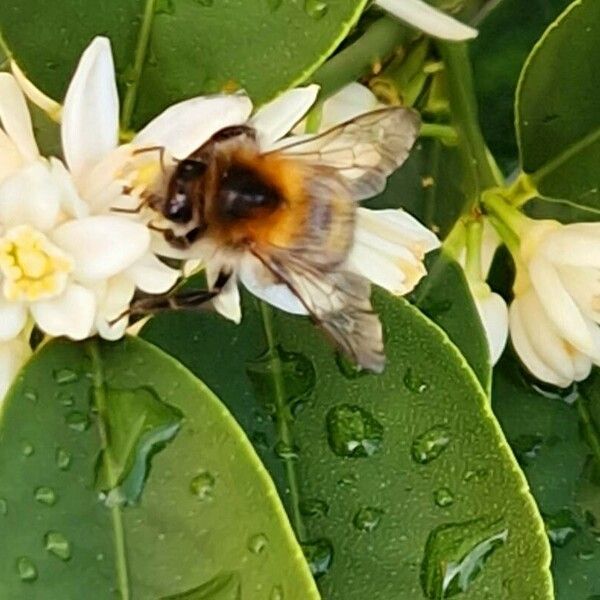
<box><xmin>163</xmin><ymin>158</ymin><xmax>207</xmax><ymax>223</ymax></box>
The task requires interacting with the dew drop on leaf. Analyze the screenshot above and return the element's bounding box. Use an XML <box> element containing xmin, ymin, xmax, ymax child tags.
<box><xmin>55</xmin><ymin>447</ymin><xmax>71</xmax><ymax>471</ymax></box>
<box><xmin>302</xmin><ymin>538</ymin><xmax>334</xmax><ymax>578</ymax></box>
<box><xmin>23</xmin><ymin>390</ymin><xmax>37</xmax><ymax>403</ymax></box>
<box><xmin>53</xmin><ymin>368</ymin><xmax>79</xmax><ymax>385</ymax></box>
<box><xmin>404</xmin><ymin>368</ymin><xmax>428</xmax><ymax>393</ymax></box>
<box><xmin>190</xmin><ymin>471</ymin><xmax>216</xmax><ymax>501</ymax></box>
<box><xmin>0</xmin><ymin>497</ymin><xmax>7</xmax><ymax>515</ymax></box>
<box><xmin>44</xmin><ymin>531</ymin><xmax>71</xmax><ymax>561</ymax></box>
<box><xmin>270</xmin><ymin>585</ymin><xmax>284</xmax><ymax>600</ymax></box>
<box><xmin>274</xmin><ymin>441</ymin><xmax>299</xmax><ymax>461</ymax></box>
<box><xmin>194</xmin><ymin>0</ymin><xmax>214</xmax><ymax>6</ymax></box>
<box><xmin>16</xmin><ymin>557</ymin><xmax>37</xmax><ymax>582</ymax></box>
<box><xmin>326</xmin><ymin>404</ymin><xmax>383</xmax><ymax>458</ymax></box>
<box><xmin>22</xmin><ymin>443</ymin><xmax>34</xmax><ymax>457</ymax></box>
<box><xmin>420</xmin><ymin>519</ymin><xmax>508</xmax><ymax>599</ymax></box>
<box><xmin>544</xmin><ymin>509</ymin><xmax>579</xmax><ymax>547</ymax></box>
<box><xmin>434</xmin><ymin>487</ymin><xmax>455</xmax><ymax>508</ymax></box>
<box><xmin>35</xmin><ymin>486</ymin><xmax>57</xmax><ymax>506</ymax></box>
<box><xmin>266</xmin><ymin>0</ymin><xmax>282</xmax><ymax>11</ymax></box>
<box><xmin>299</xmin><ymin>498</ymin><xmax>329</xmax><ymax>518</ymax></box>
<box><xmin>304</xmin><ymin>0</ymin><xmax>328</xmax><ymax>19</ymax></box>
<box><xmin>335</xmin><ymin>352</ymin><xmax>369</xmax><ymax>380</ymax></box>
<box><xmin>247</xmin><ymin>533</ymin><xmax>268</xmax><ymax>555</ymax></box>
<box><xmin>65</xmin><ymin>411</ymin><xmax>91</xmax><ymax>432</ymax></box>
<box><xmin>411</xmin><ymin>425</ymin><xmax>451</xmax><ymax>464</ymax></box>
<box><xmin>353</xmin><ymin>507</ymin><xmax>384</xmax><ymax>532</ymax></box>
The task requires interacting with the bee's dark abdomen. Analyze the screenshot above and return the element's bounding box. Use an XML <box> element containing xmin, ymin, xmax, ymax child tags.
<box><xmin>218</xmin><ymin>164</ymin><xmax>282</xmax><ymax>220</ymax></box>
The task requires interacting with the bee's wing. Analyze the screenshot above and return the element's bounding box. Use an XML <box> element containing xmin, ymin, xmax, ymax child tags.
<box><xmin>251</xmin><ymin>247</ymin><xmax>385</xmax><ymax>373</ymax></box>
<box><xmin>270</xmin><ymin>107</ymin><xmax>420</xmax><ymax>201</ymax></box>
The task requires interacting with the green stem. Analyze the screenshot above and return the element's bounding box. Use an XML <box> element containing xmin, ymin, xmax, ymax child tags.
<box><xmin>310</xmin><ymin>16</ymin><xmax>411</xmax><ymax>100</ymax></box>
<box><xmin>87</xmin><ymin>340</ymin><xmax>130</xmax><ymax>600</ymax></box>
<box><xmin>465</xmin><ymin>219</ymin><xmax>483</xmax><ymax>282</ymax></box>
<box><xmin>506</xmin><ymin>172</ymin><xmax>538</xmax><ymax>207</ymax></box>
<box><xmin>442</xmin><ymin>219</ymin><xmax>466</xmax><ymax>259</ymax></box>
<box><xmin>259</xmin><ymin>302</ymin><xmax>307</xmax><ymax>542</ymax></box>
<box><xmin>0</xmin><ymin>30</ymin><xmax>12</xmax><ymax>64</ymax></box>
<box><xmin>437</xmin><ymin>42</ymin><xmax>502</xmax><ymax>196</ymax></box>
<box><xmin>120</xmin><ymin>0</ymin><xmax>156</xmax><ymax>131</ymax></box>
<box><xmin>420</xmin><ymin>123</ymin><xmax>458</xmax><ymax>144</ymax></box>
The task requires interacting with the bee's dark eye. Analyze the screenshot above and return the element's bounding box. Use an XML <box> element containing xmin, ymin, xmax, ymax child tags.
<box><xmin>178</xmin><ymin>159</ymin><xmax>207</xmax><ymax>181</ymax></box>
<box><xmin>163</xmin><ymin>192</ymin><xmax>193</xmax><ymax>223</ymax></box>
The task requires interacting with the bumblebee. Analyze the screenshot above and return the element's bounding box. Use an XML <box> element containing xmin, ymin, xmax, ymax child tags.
<box><xmin>149</xmin><ymin>108</ymin><xmax>420</xmax><ymax>372</ymax></box>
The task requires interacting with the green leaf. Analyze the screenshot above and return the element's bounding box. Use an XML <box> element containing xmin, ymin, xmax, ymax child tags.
<box><xmin>492</xmin><ymin>352</ymin><xmax>600</xmax><ymax>599</ymax></box>
<box><xmin>471</xmin><ymin>0</ymin><xmax>572</xmax><ymax>172</ymax></box>
<box><xmin>142</xmin><ymin>291</ymin><xmax>553</xmax><ymax>599</ymax></box>
<box><xmin>0</xmin><ymin>337</ymin><xmax>318</xmax><ymax>599</ymax></box>
<box><xmin>0</xmin><ymin>0</ymin><xmax>368</xmax><ymax>129</ymax></box>
<box><xmin>516</xmin><ymin>0</ymin><xmax>600</xmax><ymax>209</ymax></box>
<box><xmin>411</xmin><ymin>251</ymin><xmax>492</xmax><ymax>394</ymax></box>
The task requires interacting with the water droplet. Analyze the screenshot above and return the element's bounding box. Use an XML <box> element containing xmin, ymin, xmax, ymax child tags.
<box><xmin>248</xmin><ymin>533</ymin><xmax>268</xmax><ymax>555</ymax></box>
<box><xmin>194</xmin><ymin>0</ymin><xmax>214</xmax><ymax>6</ymax></box>
<box><xmin>274</xmin><ymin>441</ymin><xmax>299</xmax><ymax>461</ymax></box>
<box><xmin>420</xmin><ymin>519</ymin><xmax>508</xmax><ymax>599</ymax></box>
<box><xmin>544</xmin><ymin>509</ymin><xmax>579</xmax><ymax>547</ymax></box>
<box><xmin>335</xmin><ymin>352</ymin><xmax>368</xmax><ymax>379</ymax></box>
<box><xmin>56</xmin><ymin>447</ymin><xmax>71</xmax><ymax>470</ymax></box>
<box><xmin>270</xmin><ymin>585</ymin><xmax>284</xmax><ymax>600</ymax></box>
<box><xmin>155</xmin><ymin>0</ymin><xmax>175</xmax><ymax>15</ymax></box>
<box><xmin>434</xmin><ymin>487</ymin><xmax>455</xmax><ymax>508</ymax></box>
<box><xmin>16</xmin><ymin>557</ymin><xmax>37</xmax><ymax>582</ymax></box>
<box><xmin>45</xmin><ymin>531</ymin><xmax>71</xmax><ymax>561</ymax></box>
<box><xmin>299</xmin><ymin>498</ymin><xmax>329</xmax><ymax>518</ymax></box>
<box><xmin>22</xmin><ymin>443</ymin><xmax>34</xmax><ymax>457</ymax></box>
<box><xmin>304</xmin><ymin>0</ymin><xmax>328</xmax><ymax>19</ymax></box>
<box><xmin>511</xmin><ymin>434</ymin><xmax>543</xmax><ymax>466</ymax></box>
<box><xmin>411</xmin><ymin>425</ymin><xmax>451</xmax><ymax>464</ymax></box>
<box><xmin>190</xmin><ymin>471</ymin><xmax>215</xmax><ymax>501</ymax></box>
<box><xmin>56</xmin><ymin>391</ymin><xmax>75</xmax><ymax>407</ymax></box>
<box><xmin>353</xmin><ymin>507</ymin><xmax>384</xmax><ymax>532</ymax></box>
<box><xmin>23</xmin><ymin>390</ymin><xmax>37</xmax><ymax>403</ymax></box>
<box><xmin>246</xmin><ymin>346</ymin><xmax>316</xmax><ymax>418</ymax></box>
<box><xmin>53</xmin><ymin>368</ymin><xmax>78</xmax><ymax>384</ymax></box>
<box><xmin>266</xmin><ymin>0</ymin><xmax>282</xmax><ymax>11</ymax></box>
<box><xmin>302</xmin><ymin>538</ymin><xmax>333</xmax><ymax>578</ymax></box>
<box><xmin>326</xmin><ymin>404</ymin><xmax>383</xmax><ymax>458</ymax></box>
<box><xmin>0</xmin><ymin>497</ymin><xmax>7</xmax><ymax>515</ymax></box>
<box><xmin>577</xmin><ymin>548</ymin><xmax>594</xmax><ymax>560</ymax></box>
<box><xmin>463</xmin><ymin>468</ymin><xmax>489</xmax><ymax>483</ymax></box>
<box><xmin>35</xmin><ymin>486</ymin><xmax>57</xmax><ymax>506</ymax></box>
<box><xmin>404</xmin><ymin>368</ymin><xmax>428</xmax><ymax>393</ymax></box>
<box><xmin>65</xmin><ymin>411</ymin><xmax>90</xmax><ymax>432</ymax></box>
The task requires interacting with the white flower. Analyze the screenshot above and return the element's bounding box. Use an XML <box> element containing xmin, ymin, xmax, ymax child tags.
<box><xmin>459</xmin><ymin>220</ymin><xmax>508</xmax><ymax>364</ymax></box>
<box><xmin>183</xmin><ymin>82</ymin><xmax>439</xmax><ymax>323</ymax></box>
<box><xmin>509</xmin><ymin>220</ymin><xmax>600</xmax><ymax>387</ymax></box>
<box><xmin>376</xmin><ymin>0</ymin><xmax>478</xmax><ymax>41</ymax></box>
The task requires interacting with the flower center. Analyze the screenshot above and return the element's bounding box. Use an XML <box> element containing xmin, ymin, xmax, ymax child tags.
<box><xmin>0</xmin><ymin>225</ymin><xmax>73</xmax><ymax>302</ymax></box>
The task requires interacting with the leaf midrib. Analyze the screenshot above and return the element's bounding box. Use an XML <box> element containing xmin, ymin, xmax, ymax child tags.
<box><xmin>87</xmin><ymin>341</ymin><xmax>131</xmax><ymax>600</ymax></box>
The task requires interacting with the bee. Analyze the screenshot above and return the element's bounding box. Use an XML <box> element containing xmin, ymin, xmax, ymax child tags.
<box><xmin>148</xmin><ymin>108</ymin><xmax>420</xmax><ymax>372</ymax></box>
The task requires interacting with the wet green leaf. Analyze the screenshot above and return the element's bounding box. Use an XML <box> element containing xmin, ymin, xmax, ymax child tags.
<box><xmin>516</xmin><ymin>0</ymin><xmax>600</xmax><ymax>209</ymax></box>
<box><xmin>492</xmin><ymin>352</ymin><xmax>600</xmax><ymax>599</ymax></box>
<box><xmin>0</xmin><ymin>0</ymin><xmax>368</xmax><ymax>129</ymax></box>
<box><xmin>142</xmin><ymin>290</ymin><xmax>552</xmax><ymax>599</ymax></box>
<box><xmin>0</xmin><ymin>338</ymin><xmax>318</xmax><ymax>599</ymax></box>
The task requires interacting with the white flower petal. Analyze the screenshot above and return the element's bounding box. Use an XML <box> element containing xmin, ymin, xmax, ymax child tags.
<box><xmin>49</xmin><ymin>158</ymin><xmax>90</xmax><ymax>219</ymax></box>
<box><xmin>212</xmin><ymin>274</ymin><xmax>242</xmax><ymax>324</ymax></box>
<box><xmin>541</xmin><ymin>229</ymin><xmax>600</xmax><ymax>268</ymax></box>
<box><xmin>509</xmin><ymin>299</ymin><xmax>571</xmax><ymax>387</ymax></box>
<box><xmin>0</xmin><ymin>127</ymin><xmax>24</xmax><ymax>183</ymax></box>
<box><xmin>134</xmin><ymin>94</ymin><xmax>253</xmax><ymax>160</ymax></box>
<box><xmin>126</xmin><ymin>253</ymin><xmax>180</xmax><ymax>294</ymax></box>
<box><xmin>0</xmin><ymin>73</ymin><xmax>39</xmax><ymax>161</ymax></box>
<box><xmin>319</xmin><ymin>83</ymin><xmax>382</xmax><ymax>131</ymax></box>
<box><xmin>0</xmin><ymin>161</ymin><xmax>61</xmax><ymax>231</ymax></box>
<box><xmin>376</xmin><ymin>0</ymin><xmax>478</xmax><ymax>41</ymax></box>
<box><xmin>52</xmin><ymin>216</ymin><xmax>150</xmax><ymax>281</ymax></box>
<box><xmin>10</xmin><ymin>60</ymin><xmax>62</xmax><ymax>121</ymax></box>
<box><xmin>475</xmin><ymin>291</ymin><xmax>508</xmax><ymax>365</ymax></box>
<box><xmin>0</xmin><ymin>338</ymin><xmax>31</xmax><ymax>403</ymax></box>
<box><xmin>96</xmin><ymin>275</ymin><xmax>136</xmax><ymax>341</ymax></box>
<box><xmin>0</xmin><ymin>299</ymin><xmax>27</xmax><ymax>342</ymax></box>
<box><xmin>239</xmin><ymin>254</ymin><xmax>308</xmax><ymax>315</ymax></box>
<box><xmin>528</xmin><ymin>255</ymin><xmax>598</xmax><ymax>358</ymax></box>
<box><xmin>31</xmin><ymin>283</ymin><xmax>96</xmax><ymax>340</ymax></box>
<box><xmin>62</xmin><ymin>37</ymin><xmax>119</xmax><ymax>178</ymax></box>
<box><xmin>250</xmin><ymin>85</ymin><xmax>319</xmax><ymax>149</ymax></box>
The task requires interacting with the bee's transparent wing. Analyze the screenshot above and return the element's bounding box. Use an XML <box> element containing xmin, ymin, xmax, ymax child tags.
<box><xmin>270</xmin><ymin>107</ymin><xmax>420</xmax><ymax>201</ymax></box>
<box><xmin>251</xmin><ymin>247</ymin><xmax>385</xmax><ymax>373</ymax></box>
